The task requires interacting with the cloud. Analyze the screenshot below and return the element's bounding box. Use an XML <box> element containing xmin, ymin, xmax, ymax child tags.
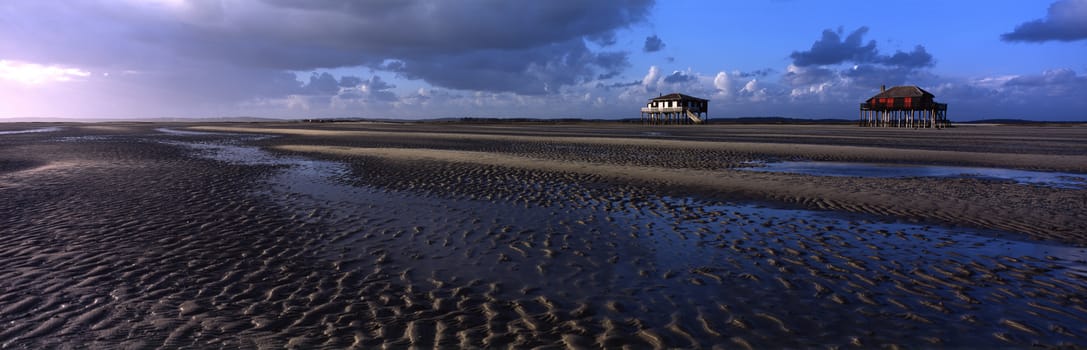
<box><xmin>383</xmin><ymin>40</ymin><xmax>629</xmax><ymax>95</ymax></box>
<box><xmin>790</xmin><ymin>27</ymin><xmax>933</xmax><ymax>68</ymax></box>
<box><xmin>302</xmin><ymin>72</ymin><xmax>342</xmax><ymax>95</ymax></box>
<box><xmin>662</xmin><ymin>70</ymin><xmax>694</xmax><ymax>83</ymax></box>
<box><xmin>0</xmin><ymin>0</ymin><xmax>653</xmax><ymax>101</ymax></box>
<box><xmin>880</xmin><ymin>45</ymin><xmax>934</xmax><ymax>68</ymax></box>
<box><xmin>789</xmin><ymin>27</ymin><xmax>878</xmax><ymax>67</ymax></box>
<box><xmin>643</xmin><ymin>35</ymin><xmax>665</xmax><ymax>52</ymax></box>
<box><xmin>1003</xmin><ymin>68</ymin><xmax>1087</xmax><ymax>95</ymax></box>
<box><xmin>782</xmin><ymin>64</ymin><xmax>836</xmax><ymax>87</ymax></box>
<box><xmin>713</xmin><ymin>72</ymin><xmax>731</xmax><ymax>96</ymax></box>
<box><xmin>308</xmin><ymin>74</ymin><xmax>401</xmax><ymax>112</ymax></box>
<box><xmin>1002</xmin><ymin>0</ymin><xmax>1087</xmax><ymax>42</ymax></box>
<box><xmin>641</xmin><ymin>66</ymin><xmax>661</xmax><ymax>89</ymax></box>
<box><xmin>735</xmin><ymin>69</ymin><xmax>775</xmax><ymax>78</ymax></box>
<box><xmin>928</xmin><ymin>69</ymin><xmax>1087</xmax><ymax>119</ymax></box>
<box><xmin>597</xmin><ymin>80</ymin><xmax>642</xmax><ymax>89</ymax></box>
<box><xmin>357</xmin><ymin>75</ymin><xmax>399</xmax><ymax>102</ymax></box>
<box><xmin>779</xmin><ymin>26</ymin><xmax>939</xmax><ymax>107</ymax></box>
<box><xmin>0</xmin><ymin>60</ymin><xmax>91</xmax><ymax>85</ymax></box>
<box><xmin>338</xmin><ymin>76</ymin><xmax>363</xmax><ymax>88</ymax></box>
<box><xmin>587</xmin><ymin>32</ymin><xmax>618</xmax><ymax>47</ymax></box>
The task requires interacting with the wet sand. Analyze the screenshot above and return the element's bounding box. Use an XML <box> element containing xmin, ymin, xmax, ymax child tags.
<box><xmin>1</xmin><ymin>122</ymin><xmax>1086</xmax><ymax>348</ymax></box>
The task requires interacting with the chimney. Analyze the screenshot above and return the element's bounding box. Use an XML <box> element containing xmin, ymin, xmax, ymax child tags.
<box><xmin>880</xmin><ymin>85</ymin><xmax>886</xmax><ymax>92</ymax></box>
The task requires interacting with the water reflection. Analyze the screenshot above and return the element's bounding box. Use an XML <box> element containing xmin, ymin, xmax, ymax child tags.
<box><xmin>741</xmin><ymin>161</ymin><xmax>1087</xmax><ymax>189</ymax></box>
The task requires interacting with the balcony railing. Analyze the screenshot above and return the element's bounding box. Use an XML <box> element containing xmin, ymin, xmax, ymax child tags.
<box><xmin>641</xmin><ymin>107</ymin><xmax>701</xmax><ymax>113</ymax></box>
<box><xmin>859</xmin><ymin>102</ymin><xmax>947</xmax><ymax>111</ymax></box>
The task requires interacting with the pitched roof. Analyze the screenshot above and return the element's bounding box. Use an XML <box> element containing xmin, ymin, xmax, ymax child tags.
<box><xmin>649</xmin><ymin>93</ymin><xmax>709</xmax><ymax>102</ymax></box>
<box><xmin>870</xmin><ymin>86</ymin><xmax>934</xmax><ymax>99</ymax></box>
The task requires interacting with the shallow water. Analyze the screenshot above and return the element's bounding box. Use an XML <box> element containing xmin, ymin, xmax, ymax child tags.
<box><xmin>159</xmin><ymin>131</ymin><xmax>1087</xmax><ymax>347</ymax></box>
<box><xmin>155</xmin><ymin>127</ymin><xmax>220</xmax><ymax>136</ymax></box>
<box><xmin>0</xmin><ymin>127</ymin><xmax>62</xmax><ymax>135</ymax></box>
<box><xmin>741</xmin><ymin>161</ymin><xmax>1087</xmax><ymax>189</ymax></box>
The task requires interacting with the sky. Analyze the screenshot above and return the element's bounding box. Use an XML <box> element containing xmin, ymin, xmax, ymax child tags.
<box><xmin>1</xmin><ymin>0</ymin><xmax>1086</xmax><ymax>121</ymax></box>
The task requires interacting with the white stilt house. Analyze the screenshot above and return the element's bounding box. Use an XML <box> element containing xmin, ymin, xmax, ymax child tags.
<box><xmin>640</xmin><ymin>93</ymin><xmax>709</xmax><ymax>125</ymax></box>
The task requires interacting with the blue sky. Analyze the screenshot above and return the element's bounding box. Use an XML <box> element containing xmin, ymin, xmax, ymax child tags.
<box><xmin>643</xmin><ymin>2</ymin><xmax>1083</xmax><ymax>77</ymax></box>
<box><xmin>1</xmin><ymin>0</ymin><xmax>1085</xmax><ymax>121</ymax></box>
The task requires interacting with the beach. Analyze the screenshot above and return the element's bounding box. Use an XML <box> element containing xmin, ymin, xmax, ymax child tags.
<box><xmin>1</xmin><ymin>122</ymin><xmax>1086</xmax><ymax>348</ymax></box>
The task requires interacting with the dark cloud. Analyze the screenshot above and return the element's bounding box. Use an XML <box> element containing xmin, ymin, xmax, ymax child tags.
<box><xmin>303</xmin><ymin>72</ymin><xmax>341</xmax><ymax>95</ymax></box>
<box><xmin>737</xmin><ymin>68</ymin><xmax>776</xmax><ymax>78</ymax></box>
<box><xmin>662</xmin><ymin>71</ymin><xmax>694</xmax><ymax>83</ymax></box>
<box><xmin>1002</xmin><ymin>0</ymin><xmax>1087</xmax><ymax>42</ymax></box>
<box><xmin>257</xmin><ymin>0</ymin><xmax>651</xmax><ymax>54</ymax></box>
<box><xmin>387</xmin><ymin>40</ymin><xmax>628</xmax><ymax>95</ymax></box>
<box><xmin>931</xmin><ymin>83</ymin><xmax>1000</xmax><ymax>102</ymax></box>
<box><xmin>643</xmin><ymin>35</ymin><xmax>665</xmax><ymax>52</ymax></box>
<box><xmin>880</xmin><ymin>45</ymin><xmax>933</xmax><ymax>68</ymax></box>
<box><xmin>932</xmin><ymin>69</ymin><xmax>1087</xmax><ymax>120</ymax></box>
<box><xmin>333</xmin><ymin>75</ymin><xmax>397</xmax><ymax>102</ymax></box>
<box><xmin>790</xmin><ymin>27</ymin><xmax>878</xmax><ymax>67</ymax></box>
<box><xmin>587</xmin><ymin>32</ymin><xmax>618</xmax><ymax>47</ymax></box>
<box><xmin>842</xmin><ymin>64</ymin><xmax>921</xmax><ymax>89</ymax></box>
<box><xmin>790</xmin><ymin>27</ymin><xmax>933</xmax><ymax>68</ymax></box>
<box><xmin>597</xmin><ymin>80</ymin><xmax>642</xmax><ymax>89</ymax></box>
<box><xmin>361</xmin><ymin>76</ymin><xmax>399</xmax><ymax>102</ymax></box>
<box><xmin>782</xmin><ymin>66</ymin><xmax>836</xmax><ymax>87</ymax></box>
<box><xmin>594</xmin><ymin>52</ymin><xmax>630</xmax><ymax>80</ymax></box>
<box><xmin>0</xmin><ymin>0</ymin><xmax>652</xmax><ymax>97</ymax></box>
<box><xmin>365</xmin><ymin>75</ymin><xmax>395</xmax><ymax>91</ymax></box>
<box><xmin>338</xmin><ymin>76</ymin><xmax>363</xmax><ymax>87</ymax></box>
<box><xmin>1004</xmin><ymin>68</ymin><xmax>1087</xmax><ymax>96</ymax></box>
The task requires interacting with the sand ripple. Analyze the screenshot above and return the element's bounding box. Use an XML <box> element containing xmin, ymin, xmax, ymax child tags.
<box><xmin>0</xmin><ymin>124</ymin><xmax>1085</xmax><ymax>348</ymax></box>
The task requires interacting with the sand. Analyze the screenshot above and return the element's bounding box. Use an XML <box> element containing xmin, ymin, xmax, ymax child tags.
<box><xmin>274</xmin><ymin>143</ymin><xmax>1087</xmax><ymax>242</ymax></box>
<box><xmin>194</xmin><ymin>125</ymin><xmax>1087</xmax><ymax>172</ymax></box>
<box><xmin>1</xmin><ymin>122</ymin><xmax>1086</xmax><ymax>348</ymax></box>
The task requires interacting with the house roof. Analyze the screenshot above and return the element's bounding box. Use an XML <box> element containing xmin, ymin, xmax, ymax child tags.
<box><xmin>649</xmin><ymin>93</ymin><xmax>709</xmax><ymax>102</ymax></box>
<box><xmin>869</xmin><ymin>86</ymin><xmax>934</xmax><ymax>99</ymax></box>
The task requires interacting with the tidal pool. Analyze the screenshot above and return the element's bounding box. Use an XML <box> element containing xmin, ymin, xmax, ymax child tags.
<box><xmin>0</xmin><ymin>127</ymin><xmax>62</xmax><ymax>135</ymax></box>
<box><xmin>741</xmin><ymin>161</ymin><xmax>1087</xmax><ymax>189</ymax></box>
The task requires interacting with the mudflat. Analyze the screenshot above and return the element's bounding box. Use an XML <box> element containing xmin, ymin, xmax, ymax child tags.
<box><xmin>1</xmin><ymin>122</ymin><xmax>1086</xmax><ymax>348</ymax></box>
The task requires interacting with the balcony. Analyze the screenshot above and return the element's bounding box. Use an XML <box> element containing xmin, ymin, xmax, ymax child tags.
<box><xmin>641</xmin><ymin>107</ymin><xmax>700</xmax><ymax>113</ymax></box>
<box><xmin>860</xmin><ymin>102</ymin><xmax>946</xmax><ymax>111</ymax></box>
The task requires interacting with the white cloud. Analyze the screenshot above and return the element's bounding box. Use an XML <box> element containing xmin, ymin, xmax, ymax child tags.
<box><xmin>641</xmin><ymin>65</ymin><xmax>660</xmax><ymax>90</ymax></box>
<box><xmin>0</xmin><ymin>60</ymin><xmax>91</xmax><ymax>85</ymax></box>
<box><xmin>713</xmin><ymin>71</ymin><xmax>731</xmax><ymax>96</ymax></box>
<box><xmin>740</xmin><ymin>80</ymin><xmax>756</xmax><ymax>93</ymax></box>
<box><xmin>285</xmin><ymin>95</ymin><xmax>310</xmax><ymax>110</ymax></box>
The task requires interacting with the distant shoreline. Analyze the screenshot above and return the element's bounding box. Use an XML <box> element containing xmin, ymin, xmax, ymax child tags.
<box><xmin>1</xmin><ymin>116</ymin><xmax>1085</xmax><ymax>126</ymax></box>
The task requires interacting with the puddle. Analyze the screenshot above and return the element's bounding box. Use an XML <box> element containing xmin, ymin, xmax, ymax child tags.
<box><xmin>155</xmin><ymin>128</ymin><xmax>278</xmax><ymax>164</ymax></box>
<box><xmin>741</xmin><ymin>161</ymin><xmax>1087</xmax><ymax>189</ymax></box>
<box><xmin>0</xmin><ymin>127</ymin><xmax>62</xmax><ymax>135</ymax></box>
<box><xmin>155</xmin><ymin>128</ymin><xmax>221</xmax><ymax>136</ymax></box>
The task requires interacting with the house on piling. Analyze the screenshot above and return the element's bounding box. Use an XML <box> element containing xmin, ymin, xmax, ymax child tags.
<box><xmin>640</xmin><ymin>93</ymin><xmax>708</xmax><ymax>124</ymax></box>
<box><xmin>860</xmin><ymin>85</ymin><xmax>949</xmax><ymax>128</ymax></box>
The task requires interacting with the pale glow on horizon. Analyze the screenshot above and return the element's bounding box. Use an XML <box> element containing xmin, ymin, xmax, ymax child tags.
<box><xmin>0</xmin><ymin>60</ymin><xmax>91</xmax><ymax>85</ymax></box>
<box><xmin>129</xmin><ymin>0</ymin><xmax>187</xmax><ymax>9</ymax></box>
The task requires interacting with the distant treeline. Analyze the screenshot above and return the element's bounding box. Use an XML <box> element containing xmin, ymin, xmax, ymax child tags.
<box><xmin>295</xmin><ymin>117</ymin><xmax>1083</xmax><ymax>125</ymax></box>
<box><xmin>961</xmin><ymin>119</ymin><xmax>1087</xmax><ymax>126</ymax></box>
<box><xmin>426</xmin><ymin>117</ymin><xmax>859</xmax><ymax>124</ymax></box>
<box><xmin>450</xmin><ymin>117</ymin><xmax>599</xmax><ymax>124</ymax></box>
